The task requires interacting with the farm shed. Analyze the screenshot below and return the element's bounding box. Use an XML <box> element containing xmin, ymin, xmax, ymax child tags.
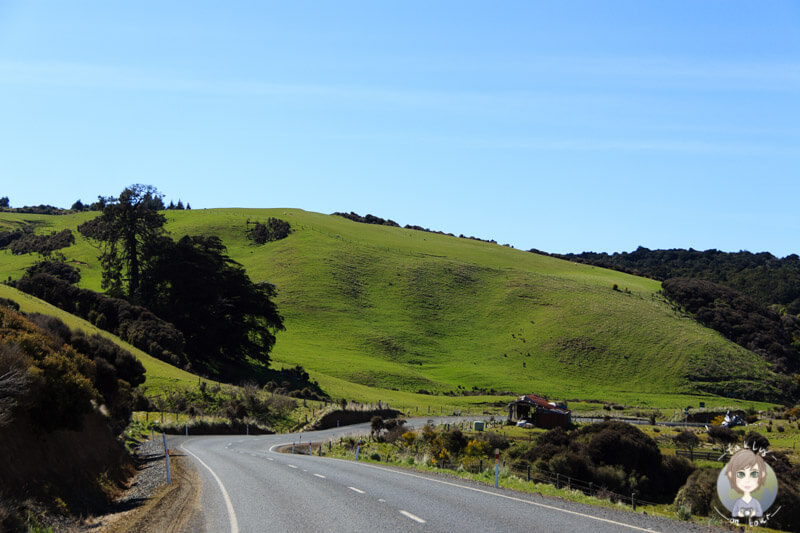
<box><xmin>507</xmin><ymin>394</ymin><xmax>571</xmax><ymax>429</ymax></box>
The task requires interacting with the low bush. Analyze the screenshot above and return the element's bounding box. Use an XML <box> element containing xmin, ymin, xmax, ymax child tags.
<box><xmin>8</xmin><ymin>229</ymin><xmax>74</xmax><ymax>255</ymax></box>
<box><xmin>673</xmin><ymin>467</ymin><xmax>721</xmax><ymax>517</ymax></box>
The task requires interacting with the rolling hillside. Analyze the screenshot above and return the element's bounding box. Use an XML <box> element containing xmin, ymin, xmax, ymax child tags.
<box><xmin>0</xmin><ymin>208</ymin><xmax>778</xmax><ymax>408</ymax></box>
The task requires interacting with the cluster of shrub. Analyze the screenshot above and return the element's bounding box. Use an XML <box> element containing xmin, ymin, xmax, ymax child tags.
<box><xmin>0</xmin><ymin>204</ymin><xmax>69</xmax><ymax>215</ymax></box>
<box><xmin>5</xmin><ymin>229</ymin><xmax>75</xmax><ymax>255</ymax></box>
<box><xmin>70</xmin><ymin>197</ymin><xmax>111</xmax><ymax>211</ymax></box>
<box><xmin>506</xmin><ymin>421</ymin><xmax>693</xmax><ymax>503</ymax></box>
<box><xmin>137</xmin><ymin>381</ymin><xmax>299</xmax><ymax>428</ymax></box>
<box><xmin>0</xmin><ymin>195</ymin><xmax>71</xmax><ymax>214</ymax></box>
<box><xmin>0</xmin><ymin>228</ymin><xmax>27</xmax><ymax>248</ymax></box>
<box><xmin>443</xmin><ymin>385</ymin><xmax>516</xmax><ymax>397</ymax></box>
<box><xmin>0</xmin><ymin>304</ymin><xmax>146</xmax><ymax>530</ymax></box>
<box><xmin>246</xmin><ymin>217</ymin><xmax>291</xmax><ymax>244</ymax></box>
<box><xmin>333</xmin><ymin>211</ymin><xmax>499</xmax><ymax>245</ymax></box>
<box><xmin>333</xmin><ymin>211</ymin><xmax>400</xmax><ymax>227</ymax></box>
<box><xmin>26</xmin><ymin>313</ymin><xmax>146</xmax><ymax>432</ymax></box>
<box><xmin>364</xmin><ymin>419</ymin><xmax>510</xmax><ymax>470</ymax></box>
<box><xmin>551</xmin><ymin>246</ymin><xmax>800</xmax><ymax>314</ymax></box>
<box><xmin>0</xmin><ymin>304</ymin><xmax>144</xmax><ymax>434</ymax></box>
<box><xmin>13</xmin><ymin>269</ymin><xmax>187</xmax><ymax>368</ymax></box>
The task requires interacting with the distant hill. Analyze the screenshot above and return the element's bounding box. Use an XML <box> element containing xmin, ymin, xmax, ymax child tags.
<box><xmin>0</xmin><ymin>209</ymin><xmax>788</xmax><ymax>406</ymax></box>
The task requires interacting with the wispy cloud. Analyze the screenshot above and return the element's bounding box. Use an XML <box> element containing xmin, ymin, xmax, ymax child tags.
<box><xmin>2</xmin><ymin>60</ymin><xmax>797</xmax><ymax>157</ymax></box>
<box><xmin>436</xmin><ymin>55</ymin><xmax>800</xmax><ymax>92</ymax></box>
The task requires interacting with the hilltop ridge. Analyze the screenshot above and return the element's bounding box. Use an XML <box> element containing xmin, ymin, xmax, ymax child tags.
<box><xmin>0</xmin><ymin>208</ymin><xmax>783</xmax><ymax>407</ymax></box>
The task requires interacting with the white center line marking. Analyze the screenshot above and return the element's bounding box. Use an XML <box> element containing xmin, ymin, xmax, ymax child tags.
<box><xmin>314</xmin><ymin>474</ymin><xmax>326</xmax><ymax>479</ymax></box>
<box><xmin>348</xmin><ymin>486</ymin><xmax>365</xmax><ymax>494</ymax></box>
<box><xmin>399</xmin><ymin>510</ymin><xmax>426</xmax><ymax>524</ymax></box>
<box><xmin>378</xmin><ymin>498</ymin><xmax>386</xmax><ymax>503</ymax></box>
<box><xmin>288</xmin><ymin>465</ymin><xmax>298</xmax><ymax>469</ymax></box>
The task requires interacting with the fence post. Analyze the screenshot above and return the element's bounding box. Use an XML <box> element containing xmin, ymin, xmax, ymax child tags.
<box><xmin>556</xmin><ymin>473</ymin><xmax>560</xmax><ymax>489</ymax></box>
<box><xmin>162</xmin><ymin>433</ymin><xmax>171</xmax><ymax>485</ymax></box>
<box><xmin>494</xmin><ymin>448</ymin><xmax>500</xmax><ymax>488</ymax></box>
<box><xmin>480</xmin><ymin>459</ymin><xmax>483</xmax><ymax>472</ymax></box>
<box><xmin>589</xmin><ymin>482</ymin><xmax>593</xmax><ymax>496</ymax></box>
<box><xmin>632</xmin><ymin>491</ymin><xmax>637</xmax><ymax>511</ymax></box>
<box><xmin>527</xmin><ymin>465</ymin><xmax>531</xmax><ymax>482</ymax></box>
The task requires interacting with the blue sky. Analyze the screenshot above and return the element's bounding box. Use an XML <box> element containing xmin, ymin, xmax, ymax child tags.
<box><xmin>1</xmin><ymin>1</ymin><xmax>798</xmax><ymax>256</ymax></box>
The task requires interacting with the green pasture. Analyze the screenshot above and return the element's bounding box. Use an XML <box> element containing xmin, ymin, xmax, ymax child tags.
<box><xmin>0</xmin><ymin>208</ymin><xmax>782</xmax><ymax>410</ymax></box>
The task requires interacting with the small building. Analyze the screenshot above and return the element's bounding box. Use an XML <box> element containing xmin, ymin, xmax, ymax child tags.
<box><xmin>507</xmin><ymin>394</ymin><xmax>571</xmax><ymax>429</ymax></box>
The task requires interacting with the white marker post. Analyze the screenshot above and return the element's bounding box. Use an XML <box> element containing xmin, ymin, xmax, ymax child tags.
<box><xmin>356</xmin><ymin>439</ymin><xmax>361</xmax><ymax>461</ymax></box>
<box><xmin>494</xmin><ymin>448</ymin><xmax>499</xmax><ymax>488</ymax></box>
<box><xmin>163</xmin><ymin>432</ymin><xmax>172</xmax><ymax>485</ymax></box>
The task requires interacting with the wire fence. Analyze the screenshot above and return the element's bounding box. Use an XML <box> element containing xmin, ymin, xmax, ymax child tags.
<box><xmin>426</xmin><ymin>459</ymin><xmax>661</xmax><ymax>510</ymax></box>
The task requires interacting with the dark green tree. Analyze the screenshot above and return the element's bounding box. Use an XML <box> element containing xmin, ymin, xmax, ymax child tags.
<box><xmin>78</xmin><ymin>185</ymin><xmax>166</xmax><ymax>302</ymax></box>
<box><xmin>673</xmin><ymin>430</ymin><xmax>700</xmax><ymax>461</ymax></box>
<box><xmin>0</xmin><ymin>197</ymin><xmax>9</xmax><ymax>208</ymax></box>
<box><xmin>140</xmin><ymin>235</ymin><xmax>284</xmax><ymax>370</ymax></box>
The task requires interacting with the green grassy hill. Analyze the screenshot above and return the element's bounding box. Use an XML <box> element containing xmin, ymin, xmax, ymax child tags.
<box><xmin>0</xmin><ymin>208</ymin><xmax>777</xmax><ymax>409</ymax></box>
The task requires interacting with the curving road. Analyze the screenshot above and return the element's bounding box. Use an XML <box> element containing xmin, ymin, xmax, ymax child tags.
<box><xmin>177</xmin><ymin>420</ymin><xmax>708</xmax><ymax>532</ymax></box>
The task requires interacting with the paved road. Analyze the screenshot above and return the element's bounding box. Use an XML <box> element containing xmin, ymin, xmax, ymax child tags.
<box><xmin>178</xmin><ymin>419</ymin><xmax>710</xmax><ymax>533</ymax></box>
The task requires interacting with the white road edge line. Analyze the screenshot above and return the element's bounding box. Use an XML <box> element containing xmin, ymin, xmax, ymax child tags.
<box><xmin>314</xmin><ymin>474</ymin><xmax>326</xmax><ymax>479</ymax></box>
<box><xmin>181</xmin><ymin>440</ymin><xmax>239</xmax><ymax>533</ymax></box>
<box><xmin>288</xmin><ymin>464</ymin><xmax>298</xmax><ymax>469</ymax></box>
<box><xmin>399</xmin><ymin>510</ymin><xmax>426</xmax><ymax>524</ymax></box>
<box><xmin>348</xmin><ymin>486</ymin><xmax>365</xmax><ymax>494</ymax></box>
<box><xmin>342</xmin><ymin>460</ymin><xmax>654</xmax><ymax>533</ymax></box>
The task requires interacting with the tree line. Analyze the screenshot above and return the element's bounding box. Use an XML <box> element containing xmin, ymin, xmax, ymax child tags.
<box><xmin>550</xmin><ymin>246</ymin><xmax>800</xmax><ymax>314</ymax></box>
<box><xmin>333</xmin><ymin>211</ymin><xmax>499</xmax><ymax>245</ymax></box>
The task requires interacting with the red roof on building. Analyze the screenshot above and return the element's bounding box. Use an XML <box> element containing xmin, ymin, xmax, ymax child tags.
<box><xmin>514</xmin><ymin>394</ymin><xmax>570</xmax><ymax>415</ymax></box>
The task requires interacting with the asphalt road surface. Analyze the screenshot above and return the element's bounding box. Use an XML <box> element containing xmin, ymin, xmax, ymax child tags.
<box><xmin>179</xmin><ymin>419</ymin><xmax>710</xmax><ymax>532</ymax></box>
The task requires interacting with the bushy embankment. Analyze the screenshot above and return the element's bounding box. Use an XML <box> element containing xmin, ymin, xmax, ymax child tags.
<box><xmin>0</xmin><ymin>305</ymin><xmax>141</xmax><ymax>529</ymax></box>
